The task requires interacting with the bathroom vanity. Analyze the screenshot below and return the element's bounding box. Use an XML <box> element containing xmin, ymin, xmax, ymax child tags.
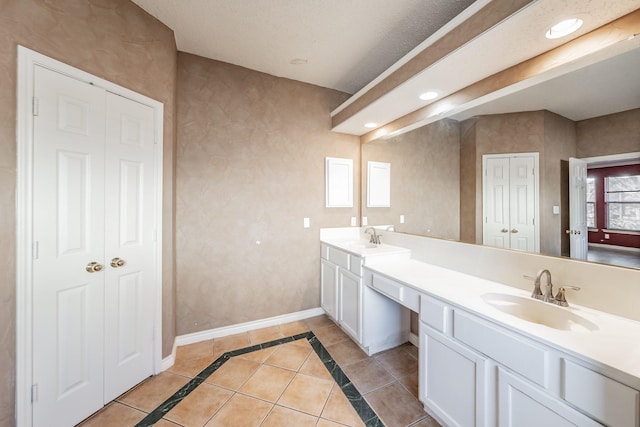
<box><xmin>320</xmin><ymin>228</ymin><xmax>640</xmax><ymax>427</ymax></box>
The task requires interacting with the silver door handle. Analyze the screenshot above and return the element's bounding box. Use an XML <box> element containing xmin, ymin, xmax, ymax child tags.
<box><xmin>86</xmin><ymin>262</ymin><xmax>104</xmax><ymax>273</ymax></box>
<box><xmin>511</xmin><ymin>229</ymin><xmax>518</xmax><ymax>233</ymax></box>
<box><xmin>501</xmin><ymin>228</ymin><xmax>509</xmax><ymax>233</ymax></box>
<box><xmin>110</xmin><ymin>258</ymin><xmax>126</xmax><ymax>268</ymax></box>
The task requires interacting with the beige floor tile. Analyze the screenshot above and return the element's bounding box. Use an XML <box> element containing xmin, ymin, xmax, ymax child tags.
<box><xmin>365</xmin><ymin>382</ymin><xmax>427</xmax><ymax>427</ymax></box>
<box><xmin>164</xmin><ymin>383</ymin><xmax>233</xmax><ymax>427</ymax></box>
<box><xmin>410</xmin><ymin>416</ymin><xmax>442</xmax><ymax>427</ymax></box>
<box><xmin>313</xmin><ymin>324</ymin><xmax>350</xmax><ymax>347</ymax></box>
<box><xmin>213</xmin><ymin>332</ymin><xmax>251</xmax><ymax>354</ymax></box>
<box><xmin>154</xmin><ymin>420</ymin><xmax>181</xmax><ymax>427</ymax></box>
<box><xmin>278</xmin><ymin>373</ymin><xmax>333</xmax><ymax>416</ymax></box>
<box><xmin>299</xmin><ymin>352</ymin><xmax>333</xmax><ymax>381</ymax></box>
<box><xmin>261</xmin><ymin>405</ymin><xmax>318</xmax><ymax>427</ymax></box>
<box><xmin>290</xmin><ymin>337</ymin><xmax>313</xmax><ymax>349</ymax></box>
<box><xmin>264</xmin><ymin>341</ymin><xmax>311</xmax><ymax>371</ymax></box>
<box><xmin>176</xmin><ymin>339</ymin><xmax>214</xmax><ymax>362</ymax></box>
<box><xmin>342</xmin><ymin>358</ymin><xmax>395</xmax><ymax>394</ymax></box>
<box><xmin>238</xmin><ymin>364</ymin><xmax>296</xmax><ymax>402</ymax></box>
<box><xmin>398</xmin><ymin>373</ymin><xmax>419</xmax><ymax>399</ymax></box>
<box><xmin>117</xmin><ymin>372</ymin><xmax>189</xmax><ymax>412</ymax></box>
<box><xmin>279</xmin><ymin>320</ymin><xmax>310</xmax><ymax>336</ymax></box>
<box><xmin>305</xmin><ymin>315</ymin><xmax>335</xmax><ymax>330</ymax></box>
<box><xmin>77</xmin><ymin>402</ymin><xmax>146</xmax><ymax>426</ymax></box>
<box><xmin>326</xmin><ymin>339</ymin><xmax>368</xmax><ymax>367</ymax></box>
<box><xmin>375</xmin><ymin>346</ymin><xmax>419</xmax><ymax>379</ymax></box>
<box><xmin>205</xmin><ymin>357</ymin><xmax>260</xmax><ymax>390</ymax></box>
<box><xmin>401</xmin><ymin>342</ymin><xmax>419</xmax><ymax>359</ymax></box>
<box><xmin>248</xmin><ymin>325</ymin><xmax>285</xmax><ymax>345</ymax></box>
<box><xmin>168</xmin><ymin>354</ymin><xmax>218</xmax><ymax>378</ymax></box>
<box><xmin>321</xmin><ymin>385</ymin><xmax>365</xmax><ymax>427</ymax></box>
<box><xmin>205</xmin><ymin>393</ymin><xmax>273</xmax><ymax>427</ymax></box>
<box><xmin>317</xmin><ymin>419</ymin><xmax>346</xmax><ymax>427</ymax></box>
<box><xmin>237</xmin><ymin>345</ymin><xmax>277</xmax><ymax>363</ymax></box>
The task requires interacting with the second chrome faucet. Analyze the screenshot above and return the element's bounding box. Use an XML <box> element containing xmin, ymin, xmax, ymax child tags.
<box><xmin>530</xmin><ymin>269</ymin><xmax>581</xmax><ymax>307</ymax></box>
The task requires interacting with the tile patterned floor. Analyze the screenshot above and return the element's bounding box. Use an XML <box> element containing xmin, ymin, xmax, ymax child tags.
<box><xmin>78</xmin><ymin>316</ymin><xmax>441</xmax><ymax>427</ymax></box>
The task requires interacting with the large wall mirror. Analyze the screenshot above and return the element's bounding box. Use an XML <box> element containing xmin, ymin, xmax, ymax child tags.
<box><xmin>362</xmin><ymin>45</ymin><xmax>640</xmax><ymax>269</ymax></box>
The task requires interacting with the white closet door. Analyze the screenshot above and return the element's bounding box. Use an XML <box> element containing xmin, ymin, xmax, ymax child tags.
<box><xmin>103</xmin><ymin>93</ymin><xmax>156</xmax><ymax>402</ymax></box>
<box><xmin>569</xmin><ymin>158</ymin><xmax>588</xmax><ymax>260</ymax></box>
<box><xmin>483</xmin><ymin>157</ymin><xmax>511</xmax><ymax>248</ymax></box>
<box><xmin>32</xmin><ymin>66</ymin><xmax>106</xmax><ymax>427</ymax></box>
<box><xmin>509</xmin><ymin>156</ymin><xmax>536</xmax><ymax>252</ymax></box>
<box><xmin>483</xmin><ymin>154</ymin><xmax>537</xmax><ymax>252</ymax></box>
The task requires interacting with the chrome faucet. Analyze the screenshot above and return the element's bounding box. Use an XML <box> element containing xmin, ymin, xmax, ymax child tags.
<box><xmin>533</xmin><ymin>269</ymin><xmax>554</xmax><ymax>302</ymax></box>
<box><xmin>553</xmin><ymin>285</ymin><xmax>581</xmax><ymax>307</ymax></box>
<box><xmin>364</xmin><ymin>227</ymin><xmax>381</xmax><ymax>244</ymax></box>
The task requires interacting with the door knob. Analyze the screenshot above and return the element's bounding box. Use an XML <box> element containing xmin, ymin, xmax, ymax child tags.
<box><xmin>565</xmin><ymin>230</ymin><xmax>571</xmax><ymax>234</ymax></box>
<box><xmin>110</xmin><ymin>258</ymin><xmax>126</xmax><ymax>268</ymax></box>
<box><xmin>511</xmin><ymin>229</ymin><xmax>519</xmax><ymax>233</ymax></box>
<box><xmin>501</xmin><ymin>228</ymin><xmax>509</xmax><ymax>233</ymax></box>
<box><xmin>86</xmin><ymin>262</ymin><xmax>104</xmax><ymax>273</ymax></box>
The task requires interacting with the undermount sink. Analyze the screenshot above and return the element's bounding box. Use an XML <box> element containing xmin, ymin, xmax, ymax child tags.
<box><xmin>481</xmin><ymin>293</ymin><xmax>599</xmax><ymax>332</ymax></box>
<box><xmin>345</xmin><ymin>240</ymin><xmax>378</xmax><ymax>249</ymax></box>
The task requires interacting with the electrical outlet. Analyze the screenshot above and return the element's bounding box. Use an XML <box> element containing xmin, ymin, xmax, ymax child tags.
<box><xmin>604</xmin><ymin>233</ymin><xmax>610</xmax><ymax>239</ymax></box>
<box><xmin>362</xmin><ymin>216</ymin><xmax>368</xmax><ymax>226</ymax></box>
<box><xmin>350</xmin><ymin>217</ymin><xmax>357</xmax><ymax>226</ymax></box>
<box><xmin>303</xmin><ymin>217</ymin><xmax>310</xmax><ymax>228</ymax></box>
<box><xmin>400</xmin><ymin>215</ymin><xmax>405</xmax><ymax>224</ymax></box>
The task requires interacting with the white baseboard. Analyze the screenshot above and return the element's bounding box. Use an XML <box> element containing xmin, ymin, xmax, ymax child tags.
<box><xmin>161</xmin><ymin>307</ymin><xmax>325</xmax><ymax>371</ymax></box>
<box><xmin>408</xmin><ymin>332</ymin><xmax>419</xmax><ymax>347</ymax></box>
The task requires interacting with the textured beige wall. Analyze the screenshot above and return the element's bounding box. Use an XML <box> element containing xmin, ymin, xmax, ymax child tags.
<box><xmin>0</xmin><ymin>2</ymin><xmax>177</xmax><ymax>425</ymax></box>
<box><xmin>459</xmin><ymin>118</ymin><xmax>479</xmax><ymax>244</ymax></box>
<box><xmin>542</xmin><ymin>111</ymin><xmax>577</xmax><ymax>256</ymax></box>
<box><xmin>576</xmin><ymin>108</ymin><xmax>640</xmax><ymax>158</ymax></box>
<box><xmin>361</xmin><ymin>119</ymin><xmax>460</xmax><ymax>239</ymax></box>
<box><xmin>176</xmin><ymin>53</ymin><xmax>359</xmax><ymax>335</ymax></box>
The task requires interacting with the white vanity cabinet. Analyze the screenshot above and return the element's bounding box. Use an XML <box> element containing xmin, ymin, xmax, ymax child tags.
<box><xmin>419</xmin><ymin>296</ymin><xmax>492</xmax><ymax>427</ymax></box>
<box><xmin>416</xmin><ymin>292</ymin><xmax>640</xmax><ymax>427</ymax></box>
<box><xmin>320</xmin><ymin>244</ymin><xmax>408</xmax><ymax>355</ymax></box>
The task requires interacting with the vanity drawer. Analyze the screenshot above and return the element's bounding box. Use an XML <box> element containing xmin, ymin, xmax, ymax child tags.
<box><xmin>327</xmin><ymin>246</ymin><xmax>349</xmax><ymax>269</ymax></box>
<box><xmin>420</xmin><ymin>295</ymin><xmax>451</xmax><ymax>335</ymax></box>
<box><xmin>562</xmin><ymin>359</ymin><xmax>639</xmax><ymax>427</ymax></box>
<box><xmin>349</xmin><ymin>255</ymin><xmax>362</xmax><ymax>276</ymax></box>
<box><xmin>454</xmin><ymin>310</ymin><xmax>550</xmax><ymax>388</ymax></box>
<box><xmin>371</xmin><ymin>274</ymin><xmax>420</xmax><ymax>311</ymax></box>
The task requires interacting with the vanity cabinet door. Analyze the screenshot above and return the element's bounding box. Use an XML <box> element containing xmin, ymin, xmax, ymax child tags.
<box><xmin>498</xmin><ymin>368</ymin><xmax>602</xmax><ymax>427</ymax></box>
<box><xmin>321</xmin><ymin>259</ymin><xmax>338</xmax><ymax>320</ymax></box>
<box><xmin>338</xmin><ymin>268</ymin><xmax>361</xmax><ymax>341</ymax></box>
<box><xmin>419</xmin><ymin>324</ymin><xmax>490</xmax><ymax>427</ymax></box>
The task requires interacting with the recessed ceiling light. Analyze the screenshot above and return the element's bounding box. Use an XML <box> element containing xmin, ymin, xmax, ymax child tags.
<box><xmin>419</xmin><ymin>91</ymin><xmax>438</xmax><ymax>101</ymax></box>
<box><xmin>364</xmin><ymin>122</ymin><xmax>378</xmax><ymax>129</ymax></box>
<box><xmin>545</xmin><ymin>18</ymin><xmax>583</xmax><ymax>39</ymax></box>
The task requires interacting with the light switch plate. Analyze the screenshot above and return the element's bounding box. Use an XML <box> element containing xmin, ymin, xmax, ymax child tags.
<box><xmin>362</xmin><ymin>216</ymin><xmax>368</xmax><ymax>226</ymax></box>
<box><xmin>303</xmin><ymin>217</ymin><xmax>310</xmax><ymax>228</ymax></box>
<box><xmin>400</xmin><ymin>215</ymin><xmax>405</xmax><ymax>224</ymax></box>
<box><xmin>552</xmin><ymin>206</ymin><xmax>560</xmax><ymax>215</ymax></box>
<box><xmin>351</xmin><ymin>217</ymin><xmax>357</xmax><ymax>226</ymax></box>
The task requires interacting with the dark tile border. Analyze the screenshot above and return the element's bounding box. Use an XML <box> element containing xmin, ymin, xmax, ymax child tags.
<box><xmin>134</xmin><ymin>332</ymin><xmax>383</xmax><ymax>426</ymax></box>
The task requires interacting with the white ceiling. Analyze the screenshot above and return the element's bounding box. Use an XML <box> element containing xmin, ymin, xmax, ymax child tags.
<box><xmin>331</xmin><ymin>0</ymin><xmax>640</xmax><ymax>135</ymax></box>
<box><xmin>131</xmin><ymin>0</ymin><xmax>476</xmax><ymax>94</ymax></box>
<box><xmin>132</xmin><ymin>0</ymin><xmax>640</xmax><ymax>135</ymax></box>
<box><xmin>450</xmin><ymin>46</ymin><xmax>640</xmax><ymax>122</ymax></box>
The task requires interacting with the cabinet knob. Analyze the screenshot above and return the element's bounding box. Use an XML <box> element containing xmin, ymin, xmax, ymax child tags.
<box><xmin>501</xmin><ymin>228</ymin><xmax>509</xmax><ymax>233</ymax></box>
<box><xmin>511</xmin><ymin>229</ymin><xmax>519</xmax><ymax>234</ymax></box>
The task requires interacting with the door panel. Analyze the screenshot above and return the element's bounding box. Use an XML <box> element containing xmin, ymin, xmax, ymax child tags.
<box><xmin>509</xmin><ymin>156</ymin><xmax>536</xmax><ymax>252</ymax></box>
<box><xmin>33</xmin><ymin>65</ymin><xmax>106</xmax><ymax>427</ymax></box>
<box><xmin>483</xmin><ymin>158</ymin><xmax>510</xmax><ymax>248</ymax></box>
<box><xmin>103</xmin><ymin>92</ymin><xmax>156</xmax><ymax>402</ymax></box>
<box><xmin>569</xmin><ymin>158</ymin><xmax>588</xmax><ymax>260</ymax></box>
